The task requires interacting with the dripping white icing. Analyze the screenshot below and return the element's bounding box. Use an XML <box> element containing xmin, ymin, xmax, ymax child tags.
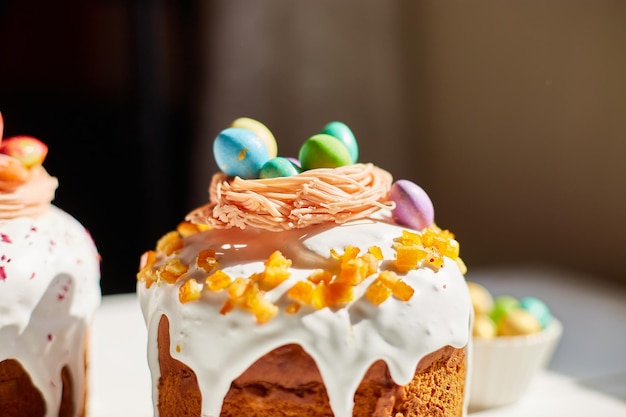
<box><xmin>138</xmin><ymin>217</ymin><xmax>471</xmax><ymax>417</ymax></box>
<box><xmin>0</xmin><ymin>206</ymin><xmax>101</xmax><ymax>417</ymax></box>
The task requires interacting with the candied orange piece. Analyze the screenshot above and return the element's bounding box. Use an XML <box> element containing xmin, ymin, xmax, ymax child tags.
<box><xmin>397</xmin><ymin>229</ymin><xmax>422</xmax><ymax>246</ymax></box>
<box><xmin>366</xmin><ymin>278</ymin><xmax>393</xmax><ymax>305</ymax></box>
<box><xmin>157</xmin><ymin>258</ymin><xmax>188</xmax><ymax>284</ymax></box>
<box><xmin>253</xmin><ymin>299</ymin><xmax>279</xmax><ymax>324</ymax></box>
<box><xmin>285</xmin><ymin>303</ymin><xmax>301</xmax><ymax>314</ymax></box>
<box><xmin>228</xmin><ymin>277</ymin><xmax>249</xmax><ymax>298</ymax></box>
<box><xmin>338</xmin><ymin>257</ymin><xmax>368</xmax><ymax>285</ymax></box>
<box><xmin>197</xmin><ymin>248</ymin><xmax>218</xmax><ymax>272</ymax></box>
<box><xmin>258</xmin><ymin>251</ymin><xmax>292</xmax><ymax>290</ymax></box>
<box><xmin>287</xmin><ymin>281</ymin><xmax>315</xmax><ymax>305</ymax></box>
<box><xmin>311</xmin><ymin>282</ymin><xmax>330</xmax><ymax>310</ymax></box>
<box><xmin>396</xmin><ymin>245</ymin><xmax>427</xmax><ymax>272</ymax></box>
<box><xmin>308</xmin><ymin>269</ymin><xmax>333</xmax><ymax>284</ymax></box>
<box><xmin>391</xmin><ymin>279</ymin><xmax>415</xmax><ymax>302</ymax></box>
<box><xmin>361</xmin><ymin>252</ymin><xmax>380</xmax><ymax>276</ymax></box>
<box><xmin>136</xmin><ymin>266</ymin><xmax>157</xmax><ymax>288</ymax></box>
<box><xmin>443</xmin><ymin>238</ymin><xmax>460</xmax><ymax>259</ymax></box>
<box><xmin>368</xmin><ymin>246</ymin><xmax>384</xmax><ymax>260</ymax></box>
<box><xmin>220</xmin><ymin>299</ymin><xmax>235</xmax><ymax>315</ymax></box>
<box><xmin>378</xmin><ymin>270</ymin><xmax>399</xmax><ymax>286</ymax></box>
<box><xmin>327</xmin><ymin>281</ymin><xmax>354</xmax><ymax>306</ymax></box>
<box><xmin>139</xmin><ymin>250</ymin><xmax>157</xmax><ymax>270</ymax></box>
<box><xmin>179</xmin><ymin>278</ymin><xmax>202</xmax><ymax>303</ymax></box>
<box><xmin>205</xmin><ymin>270</ymin><xmax>232</xmax><ymax>291</ymax></box>
<box><xmin>157</xmin><ymin>231</ymin><xmax>184</xmax><ymax>255</ymax></box>
<box><xmin>177</xmin><ymin>221</ymin><xmax>209</xmax><ymax>237</ymax></box>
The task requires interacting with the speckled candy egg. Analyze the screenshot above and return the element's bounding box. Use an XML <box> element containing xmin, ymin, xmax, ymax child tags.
<box><xmin>298</xmin><ymin>134</ymin><xmax>353</xmax><ymax>171</ymax></box>
<box><xmin>320</xmin><ymin>121</ymin><xmax>358</xmax><ymax>163</ymax></box>
<box><xmin>213</xmin><ymin>127</ymin><xmax>270</xmax><ymax>179</ymax></box>
<box><xmin>231</xmin><ymin>117</ymin><xmax>278</xmax><ymax>159</ymax></box>
<box><xmin>389</xmin><ymin>180</ymin><xmax>434</xmax><ymax>231</ymax></box>
<box><xmin>0</xmin><ymin>136</ymin><xmax>49</xmax><ymax>168</ymax></box>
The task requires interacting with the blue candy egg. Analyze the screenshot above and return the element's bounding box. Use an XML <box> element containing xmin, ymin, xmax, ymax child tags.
<box><xmin>520</xmin><ymin>296</ymin><xmax>552</xmax><ymax>329</ymax></box>
<box><xmin>321</xmin><ymin>121</ymin><xmax>358</xmax><ymax>163</ymax></box>
<box><xmin>259</xmin><ymin>157</ymin><xmax>301</xmax><ymax>179</ymax></box>
<box><xmin>213</xmin><ymin>127</ymin><xmax>270</xmax><ymax>178</ymax></box>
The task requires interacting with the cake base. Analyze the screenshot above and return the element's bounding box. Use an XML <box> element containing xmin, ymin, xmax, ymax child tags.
<box><xmin>155</xmin><ymin>315</ymin><xmax>466</xmax><ymax>417</ymax></box>
<box><xmin>0</xmin><ymin>358</ymin><xmax>83</xmax><ymax>417</ymax></box>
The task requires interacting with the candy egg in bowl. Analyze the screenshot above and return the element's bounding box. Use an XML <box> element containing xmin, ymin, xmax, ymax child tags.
<box><xmin>467</xmin><ymin>282</ymin><xmax>563</xmax><ymax>411</ymax></box>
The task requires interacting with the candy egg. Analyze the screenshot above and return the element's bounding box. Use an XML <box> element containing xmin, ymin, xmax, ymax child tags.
<box><xmin>467</xmin><ymin>281</ymin><xmax>494</xmax><ymax>316</ymax></box>
<box><xmin>298</xmin><ymin>134</ymin><xmax>353</xmax><ymax>171</ymax></box>
<box><xmin>473</xmin><ymin>314</ymin><xmax>497</xmax><ymax>338</ymax></box>
<box><xmin>320</xmin><ymin>121</ymin><xmax>358</xmax><ymax>163</ymax></box>
<box><xmin>231</xmin><ymin>117</ymin><xmax>278</xmax><ymax>159</ymax></box>
<box><xmin>490</xmin><ymin>295</ymin><xmax>520</xmax><ymax>324</ymax></box>
<box><xmin>520</xmin><ymin>296</ymin><xmax>552</xmax><ymax>329</ymax></box>
<box><xmin>0</xmin><ymin>136</ymin><xmax>48</xmax><ymax>168</ymax></box>
<box><xmin>497</xmin><ymin>308</ymin><xmax>542</xmax><ymax>336</ymax></box>
<box><xmin>389</xmin><ymin>180</ymin><xmax>434</xmax><ymax>231</ymax></box>
<box><xmin>259</xmin><ymin>157</ymin><xmax>301</xmax><ymax>179</ymax></box>
<box><xmin>213</xmin><ymin>127</ymin><xmax>270</xmax><ymax>179</ymax></box>
<box><xmin>0</xmin><ymin>153</ymin><xmax>30</xmax><ymax>189</ymax></box>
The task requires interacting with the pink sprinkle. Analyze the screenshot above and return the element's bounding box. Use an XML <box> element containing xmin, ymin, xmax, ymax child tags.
<box><xmin>47</xmin><ymin>334</ymin><xmax>53</xmax><ymax>341</ymax></box>
<box><xmin>58</xmin><ymin>293</ymin><xmax>65</xmax><ymax>301</ymax></box>
<box><xmin>1</xmin><ymin>233</ymin><xmax>11</xmax><ymax>243</ymax></box>
<box><xmin>0</xmin><ymin>266</ymin><xmax>6</xmax><ymax>281</ymax></box>
<box><xmin>1</xmin><ymin>255</ymin><xmax>5</xmax><ymax>261</ymax></box>
<box><xmin>29</xmin><ymin>272</ymin><xmax>36</xmax><ymax>279</ymax></box>
<box><xmin>443</xmin><ymin>284</ymin><xmax>447</xmax><ymax>289</ymax></box>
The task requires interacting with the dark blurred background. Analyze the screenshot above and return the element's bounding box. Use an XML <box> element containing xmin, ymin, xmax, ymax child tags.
<box><xmin>0</xmin><ymin>0</ymin><xmax>624</xmax><ymax>295</ymax></box>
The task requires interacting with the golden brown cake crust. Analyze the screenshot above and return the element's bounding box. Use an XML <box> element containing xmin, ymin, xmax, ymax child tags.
<box><xmin>156</xmin><ymin>314</ymin><xmax>466</xmax><ymax>417</ymax></box>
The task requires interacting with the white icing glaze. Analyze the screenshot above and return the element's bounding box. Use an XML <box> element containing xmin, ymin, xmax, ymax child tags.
<box><xmin>0</xmin><ymin>205</ymin><xmax>101</xmax><ymax>417</ymax></box>
<box><xmin>138</xmin><ymin>214</ymin><xmax>471</xmax><ymax>417</ymax></box>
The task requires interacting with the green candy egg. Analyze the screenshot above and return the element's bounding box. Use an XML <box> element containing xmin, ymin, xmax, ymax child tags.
<box><xmin>490</xmin><ymin>295</ymin><xmax>520</xmax><ymax>324</ymax></box>
<box><xmin>259</xmin><ymin>157</ymin><xmax>301</xmax><ymax>179</ymax></box>
<box><xmin>298</xmin><ymin>134</ymin><xmax>353</xmax><ymax>171</ymax></box>
<box><xmin>321</xmin><ymin>121</ymin><xmax>358</xmax><ymax>163</ymax></box>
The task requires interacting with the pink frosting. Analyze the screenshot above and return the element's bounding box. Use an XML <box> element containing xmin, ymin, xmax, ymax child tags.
<box><xmin>0</xmin><ymin>165</ymin><xmax>58</xmax><ymax>219</ymax></box>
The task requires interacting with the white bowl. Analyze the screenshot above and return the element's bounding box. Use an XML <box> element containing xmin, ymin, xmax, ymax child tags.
<box><xmin>468</xmin><ymin>318</ymin><xmax>563</xmax><ymax>411</ymax></box>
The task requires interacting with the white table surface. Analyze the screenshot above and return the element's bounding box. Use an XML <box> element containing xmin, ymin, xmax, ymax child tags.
<box><xmin>87</xmin><ymin>266</ymin><xmax>626</xmax><ymax>417</ymax></box>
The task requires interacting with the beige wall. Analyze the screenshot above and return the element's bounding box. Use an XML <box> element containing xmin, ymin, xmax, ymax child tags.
<box><xmin>196</xmin><ymin>0</ymin><xmax>626</xmax><ymax>281</ymax></box>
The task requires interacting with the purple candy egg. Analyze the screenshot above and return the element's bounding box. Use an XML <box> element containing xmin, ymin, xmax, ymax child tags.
<box><xmin>389</xmin><ymin>179</ymin><xmax>434</xmax><ymax>230</ymax></box>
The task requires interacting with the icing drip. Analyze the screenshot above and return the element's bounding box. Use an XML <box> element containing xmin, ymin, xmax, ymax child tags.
<box><xmin>138</xmin><ymin>218</ymin><xmax>471</xmax><ymax>417</ymax></box>
<box><xmin>0</xmin><ymin>206</ymin><xmax>101</xmax><ymax>417</ymax></box>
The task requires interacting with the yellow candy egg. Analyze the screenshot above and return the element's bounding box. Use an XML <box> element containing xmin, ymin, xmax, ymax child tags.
<box><xmin>473</xmin><ymin>314</ymin><xmax>497</xmax><ymax>338</ymax></box>
<box><xmin>467</xmin><ymin>281</ymin><xmax>494</xmax><ymax>316</ymax></box>
<box><xmin>497</xmin><ymin>308</ymin><xmax>542</xmax><ymax>336</ymax></box>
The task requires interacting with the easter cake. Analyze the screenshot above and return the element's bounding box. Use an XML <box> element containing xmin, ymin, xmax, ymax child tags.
<box><xmin>0</xmin><ymin>113</ymin><xmax>101</xmax><ymax>417</ymax></box>
<box><xmin>137</xmin><ymin>118</ymin><xmax>472</xmax><ymax>417</ymax></box>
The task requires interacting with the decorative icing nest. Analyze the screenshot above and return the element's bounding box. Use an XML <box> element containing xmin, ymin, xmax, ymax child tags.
<box><xmin>187</xmin><ymin>163</ymin><xmax>394</xmax><ymax>232</ymax></box>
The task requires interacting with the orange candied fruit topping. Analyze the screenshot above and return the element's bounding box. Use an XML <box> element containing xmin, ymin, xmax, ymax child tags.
<box><xmin>156</xmin><ymin>231</ymin><xmax>184</xmax><ymax>256</ymax></box>
<box><xmin>176</xmin><ymin>221</ymin><xmax>210</xmax><ymax>237</ymax></box>
<box><xmin>179</xmin><ymin>278</ymin><xmax>202</xmax><ymax>303</ymax></box>
<box><xmin>156</xmin><ymin>258</ymin><xmax>189</xmax><ymax>284</ymax></box>
<box><xmin>205</xmin><ymin>270</ymin><xmax>232</xmax><ymax>292</ymax></box>
<box><xmin>258</xmin><ymin>251</ymin><xmax>292</xmax><ymax>290</ymax></box>
<box><xmin>393</xmin><ymin>226</ymin><xmax>463</xmax><ymax>273</ymax></box>
<box><xmin>365</xmin><ymin>271</ymin><xmax>415</xmax><ymax>305</ymax></box>
<box><xmin>197</xmin><ymin>248</ymin><xmax>218</xmax><ymax>272</ymax></box>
